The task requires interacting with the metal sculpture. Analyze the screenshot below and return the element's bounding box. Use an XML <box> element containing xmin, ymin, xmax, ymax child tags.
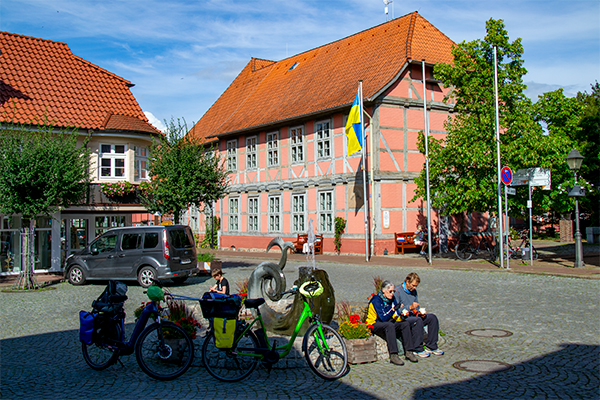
<box><xmin>247</xmin><ymin>236</ymin><xmax>335</xmax><ymax>336</ymax></box>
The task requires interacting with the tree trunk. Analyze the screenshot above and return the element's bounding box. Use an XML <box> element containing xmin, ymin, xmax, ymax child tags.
<box><xmin>14</xmin><ymin>220</ymin><xmax>39</xmax><ymax>290</ymax></box>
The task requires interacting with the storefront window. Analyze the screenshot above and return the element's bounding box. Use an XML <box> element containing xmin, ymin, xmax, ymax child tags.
<box><xmin>95</xmin><ymin>216</ymin><xmax>126</xmax><ymax>237</ymax></box>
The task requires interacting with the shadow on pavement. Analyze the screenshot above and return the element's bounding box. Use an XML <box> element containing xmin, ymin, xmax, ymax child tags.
<box><xmin>1</xmin><ymin>329</ymin><xmax>381</xmax><ymax>400</ymax></box>
<box><xmin>412</xmin><ymin>343</ymin><xmax>600</xmax><ymax>399</ymax></box>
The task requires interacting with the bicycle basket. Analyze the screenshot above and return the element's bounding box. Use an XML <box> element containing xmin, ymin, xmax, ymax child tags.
<box><xmin>199</xmin><ymin>293</ymin><xmax>242</xmax><ymax>319</ymax></box>
<box><xmin>92</xmin><ymin>280</ymin><xmax>128</xmax><ymax>313</ymax></box>
<box><xmin>299</xmin><ymin>281</ymin><xmax>323</xmax><ymax>298</ymax></box>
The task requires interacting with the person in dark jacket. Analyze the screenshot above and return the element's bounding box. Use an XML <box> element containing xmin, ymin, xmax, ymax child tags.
<box><xmin>394</xmin><ymin>272</ymin><xmax>444</xmax><ymax>357</ymax></box>
<box><xmin>365</xmin><ymin>280</ymin><xmax>419</xmax><ymax>364</ymax></box>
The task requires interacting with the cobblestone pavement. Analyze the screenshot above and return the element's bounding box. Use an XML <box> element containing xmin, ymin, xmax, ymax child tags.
<box><xmin>1</xmin><ymin>257</ymin><xmax>599</xmax><ymax>399</ymax></box>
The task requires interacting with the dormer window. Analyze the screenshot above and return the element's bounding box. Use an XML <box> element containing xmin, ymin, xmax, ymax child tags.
<box><xmin>289</xmin><ymin>62</ymin><xmax>299</xmax><ymax>71</ymax></box>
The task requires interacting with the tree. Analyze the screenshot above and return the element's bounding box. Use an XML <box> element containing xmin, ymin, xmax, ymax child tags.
<box><xmin>0</xmin><ymin>124</ymin><xmax>90</xmax><ymax>289</ymax></box>
<box><xmin>414</xmin><ymin>18</ymin><xmax>571</xmax><ymax>222</ymax></box>
<box><xmin>142</xmin><ymin>118</ymin><xmax>229</xmax><ymax>242</ymax></box>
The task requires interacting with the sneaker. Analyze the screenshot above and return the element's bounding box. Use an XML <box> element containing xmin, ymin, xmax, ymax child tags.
<box><xmin>427</xmin><ymin>347</ymin><xmax>444</xmax><ymax>356</ymax></box>
<box><xmin>415</xmin><ymin>350</ymin><xmax>431</xmax><ymax>358</ymax></box>
<box><xmin>404</xmin><ymin>351</ymin><xmax>418</xmax><ymax>363</ymax></box>
<box><xmin>389</xmin><ymin>354</ymin><xmax>405</xmax><ymax>366</ymax></box>
<box><xmin>420</xmin><ymin>251</ymin><xmax>426</xmax><ymax>255</ymax></box>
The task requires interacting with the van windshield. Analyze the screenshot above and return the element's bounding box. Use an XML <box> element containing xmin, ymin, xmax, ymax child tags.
<box><xmin>169</xmin><ymin>228</ymin><xmax>193</xmax><ymax>249</ymax></box>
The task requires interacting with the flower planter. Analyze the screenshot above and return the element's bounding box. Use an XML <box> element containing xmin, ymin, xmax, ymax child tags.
<box><xmin>343</xmin><ymin>336</ymin><xmax>377</xmax><ymax>364</ymax></box>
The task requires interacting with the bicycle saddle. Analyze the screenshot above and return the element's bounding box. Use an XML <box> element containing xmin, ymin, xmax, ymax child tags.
<box><xmin>244</xmin><ymin>298</ymin><xmax>265</xmax><ymax>309</ymax></box>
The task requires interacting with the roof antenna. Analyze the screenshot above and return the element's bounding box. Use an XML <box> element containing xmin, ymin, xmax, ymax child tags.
<box><xmin>383</xmin><ymin>0</ymin><xmax>393</xmax><ymax>21</ymax></box>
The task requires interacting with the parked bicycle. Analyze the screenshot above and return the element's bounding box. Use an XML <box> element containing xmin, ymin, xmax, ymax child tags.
<box><xmin>455</xmin><ymin>231</ymin><xmax>497</xmax><ymax>261</ymax></box>
<box><xmin>200</xmin><ymin>280</ymin><xmax>348</xmax><ymax>382</ymax></box>
<box><xmin>79</xmin><ymin>280</ymin><xmax>194</xmax><ymax>381</ymax></box>
<box><xmin>504</xmin><ymin>230</ymin><xmax>539</xmax><ymax>261</ymax></box>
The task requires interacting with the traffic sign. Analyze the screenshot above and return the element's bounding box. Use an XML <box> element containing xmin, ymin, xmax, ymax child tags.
<box><xmin>506</xmin><ymin>187</ymin><xmax>516</xmax><ymax>195</ymax></box>
<box><xmin>501</xmin><ymin>166</ymin><xmax>513</xmax><ymax>185</ymax></box>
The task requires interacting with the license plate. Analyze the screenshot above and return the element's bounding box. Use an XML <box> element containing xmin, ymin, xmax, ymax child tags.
<box><xmin>180</xmin><ymin>259</ymin><xmax>191</xmax><ymax>264</ymax></box>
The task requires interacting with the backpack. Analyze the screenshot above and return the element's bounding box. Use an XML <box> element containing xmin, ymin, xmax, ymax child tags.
<box><xmin>92</xmin><ymin>280</ymin><xmax>128</xmax><ymax>313</ymax></box>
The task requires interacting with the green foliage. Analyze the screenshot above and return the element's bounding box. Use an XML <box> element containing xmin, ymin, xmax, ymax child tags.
<box><xmin>414</xmin><ymin>18</ymin><xmax>581</xmax><ymax>221</ymax></box>
<box><xmin>333</xmin><ymin>216</ymin><xmax>346</xmax><ymax>254</ymax></box>
<box><xmin>201</xmin><ymin>215</ymin><xmax>220</xmax><ymax>249</ymax></box>
<box><xmin>197</xmin><ymin>252</ymin><xmax>215</xmax><ymax>262</ymax></box>
<box><xmin>141</xmin><ymin>118</ymin><xmax>229</xmax><ymax>223</ymax></box>
<box><xmin>0</xmin><ymin>123</ymin><xmax>90</xmax><ymax>218</ymax></box>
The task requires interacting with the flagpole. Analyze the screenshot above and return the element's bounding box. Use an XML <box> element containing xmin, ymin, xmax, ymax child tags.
<box><xmin>422</xmin><ymin>61</ymin><xmax>432</xmax><ymax>265</ymax></box>
<box><xmin>359</xmin><ymin>81</ymin><xmax>369</xmax><ymax>261</ymax></box>
<box><xmin>493</xmin><ymin>46</ymin><xmax>505</xmax><ymax>269</ymax></box>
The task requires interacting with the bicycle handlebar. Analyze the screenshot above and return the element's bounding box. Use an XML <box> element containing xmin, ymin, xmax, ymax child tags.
<box><xmin>279</xmin><ymin>286</ymin><xmax>299</xmax><ymax>296</ymax></box>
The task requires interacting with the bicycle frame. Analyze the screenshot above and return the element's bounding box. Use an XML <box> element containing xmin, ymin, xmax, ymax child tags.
<box><xmin>103</xmin><ymin>300</ymin><xmax>163</xmax><ymax>356</ymax></box>
<box><xmin>235</xmin><ymin>298</ymin><xmax>328</xmax><ymax>359</ymax></box>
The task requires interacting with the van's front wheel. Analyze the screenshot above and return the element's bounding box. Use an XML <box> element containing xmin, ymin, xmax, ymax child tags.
<box><xmin>138</xmin><ymin>267</ymin><xmax>157</xmax><ymax>288</ymax></box>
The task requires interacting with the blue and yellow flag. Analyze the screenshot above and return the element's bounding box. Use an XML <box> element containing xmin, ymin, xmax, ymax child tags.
<box><xmin>345</xmin><ymin>91</ymin><xmax>363</xmax><ymax>156</ymax></box>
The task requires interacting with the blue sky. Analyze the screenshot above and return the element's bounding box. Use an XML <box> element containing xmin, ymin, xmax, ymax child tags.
<box><xmin>1</xmin><ymin>0</ymin><xmax>598</xmax><ymax>131</ymax></box>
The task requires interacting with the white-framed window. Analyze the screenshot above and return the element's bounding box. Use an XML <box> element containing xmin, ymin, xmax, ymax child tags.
<box><xmin>227</xmin><ymin>140</ymin><xmax>237</xmax><ymax>171</ymax></box>
<box><xmin>100</xmin><ymin>144</ymin><xmax>127</xmax><ymax>178</ymax></box>
<box><xmin>246</xmin><ymin>136</ymin><xmax>257</xmax><ymax>170</ymax></box>
<box><xmin>266</xmin><ymin>131</ymin><xmax>279</xmax><ymax>167</ymax></box>
<box><xmin>316</xmin><ymin>120</ymin><xmax>331</xmax><ymax>159</ymax></box>
<box><xmin>292</xmin><ymin>193</ymin><xmax>306</xmax><ymax>233</ymax></box>
<box><xmin>268</xmin><ymin>195</ymin><xmax>281</xmax><ymax>232</ymax></box>
<box><xmin>248</xmin><ymin>197</ymin><xmax>259</xmax><ymax>232</ymax></box>
<box><xmin>289</xmin><ymin>126</ymin><xmax>304</xmax><ymax>164</ymax></box>
<box><xmin>228</xmin><ymin>197</ymin><xmax>239</xmax><ymax>232</ymax></box>
<box><xmin>134</xmin><ymin>146</ymin><xmax>148</xmax><ymax>180</ymax></box>
<box><xmin>318</xmin><ymin>190</ymin><xmax>333</xmax><ymax>232</ymax></box>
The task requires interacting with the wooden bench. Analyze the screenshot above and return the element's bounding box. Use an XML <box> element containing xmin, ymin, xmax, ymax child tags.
<box><xmin>395</xmin><ymin>232</ymin><xmax>421</xmax><ymax>254</ymax></box>
<box><xmin>293</xmin><ymin>234</ymin><xmax>323</xmax><ymax>255</ymax></box>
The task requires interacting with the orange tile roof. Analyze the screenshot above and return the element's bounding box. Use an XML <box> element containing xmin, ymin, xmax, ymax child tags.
<box><xmin>190</xmin><ymin>12</ymin><xmax>454</xmax><ymax>141</ymax></box>
<box><xmin>0</xmin><ymin>31</ymin><xmax>159</xmax><ymax>134</ymax></box>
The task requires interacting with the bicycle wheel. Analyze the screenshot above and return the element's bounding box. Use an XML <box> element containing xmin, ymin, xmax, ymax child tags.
<box><xmin>202</xmin><ymin>329</ymin><xmax>260</xmax><ymax>382</ymax></box>
<box><xmin>303</xmin><ymin>323</ymin><xmax>348</xmax><ymax>380</ymax></box>
<box><xmin>455</xmin><ymin>243</ymin><xmax>473</xmax><ymax>261</ymax></box>
<box><xmin>82</xmin><ymin>318</ymin><xmax>121</xmax><ymax>370</ymax></box>
<box><xmin>531</xmin><ymin>246</ymin><xmax>539</xmax><ymax>260</ymax></box>
<box><xmin>487</xmin><ymin>244</ymin><xmax>498</xmax><ymax>262</ymax></box>
<box><xmin>135</xmin><ymin>321</ymin><xmax>194</xmax><ymax>381</ymax></box>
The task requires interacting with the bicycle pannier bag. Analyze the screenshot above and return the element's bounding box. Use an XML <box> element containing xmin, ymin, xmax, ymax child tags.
<box><xmin>199</xmin><ymin>293</ymin><xmax>242</xmax><ymax>319</ymax></box>
<box><xmin>92</xmin><ymin>280</ymin><xmax>128</xmax><ymax>313</ymax></box>
<box><xmin>214</xmin><ymin>317</ymin><xmax>236</xmax><ymax>349</ymax></box>
<box><xmin>79</xmin><ymin>310</ymin><xmax>95</xmax><ymax>344</ymax></box>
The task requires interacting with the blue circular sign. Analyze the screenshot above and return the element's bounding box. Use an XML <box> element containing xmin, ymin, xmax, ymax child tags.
<box><xmin>501</xmin><ymin>166</ymin><xmax>513</xmax><ymax>185</ymax></box>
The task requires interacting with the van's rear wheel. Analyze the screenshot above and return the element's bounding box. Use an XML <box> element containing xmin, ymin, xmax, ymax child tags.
<box><xmin>138</xmin><ymin>267</ymin><xmax>157</xmax><ymax>288</ymax></box>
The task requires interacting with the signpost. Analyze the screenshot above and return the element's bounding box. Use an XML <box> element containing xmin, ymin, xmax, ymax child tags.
<box><xmin>501</xmin><ymin>167</ymin><xmax>512</xmax><ymax>269</ymax></box>
<box><xmin>511</xmin><ymin>168</ymin><xmax>552</xmax><ymax>266</ymax></box>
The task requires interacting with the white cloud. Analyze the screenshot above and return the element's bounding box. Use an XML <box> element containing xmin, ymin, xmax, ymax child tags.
<box><xmin>144</xmin><ymin>111</ymin><xmax>166</xmax><ymax>133</ymax></box>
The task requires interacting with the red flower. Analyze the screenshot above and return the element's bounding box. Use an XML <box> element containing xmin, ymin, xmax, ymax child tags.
<box><xmin>367</xmin><ymin>324</ymin><xmax>374</xmax><ymax>330</ymax></box>
<box><xmin>349</xmin><ymin>314</ymin><xmax>361</xmax><ymax>324</ymax></box>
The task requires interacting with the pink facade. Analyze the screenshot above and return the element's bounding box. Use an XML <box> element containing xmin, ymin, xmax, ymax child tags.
<box><xmin>207</xmin><ymin>63</ymin><xmax>456</xmax><ymax>255</ymax></box>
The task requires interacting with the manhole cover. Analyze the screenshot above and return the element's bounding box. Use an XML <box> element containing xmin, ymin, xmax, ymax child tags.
<box><xmin>453</xmin><ymin>360</ymin><xmax>513</xmax><ymax>373</ymax></box>
<box><xmin>465</xmin><ymin>328</ymin><xmax>513</xmax><ymax>337</ymax></box>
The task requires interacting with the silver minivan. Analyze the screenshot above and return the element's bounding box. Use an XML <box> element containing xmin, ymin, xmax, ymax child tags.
<box><xmin>64</xmin><ymin>225</ymin><xmax>197</xmax><ymax>287</ymax></box>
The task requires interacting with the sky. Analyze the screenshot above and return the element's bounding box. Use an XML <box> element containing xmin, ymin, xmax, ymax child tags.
<box><xmin>1</xmin><ymin>0</ymin><xmax>598</xmax><ymax>132</ymax></box>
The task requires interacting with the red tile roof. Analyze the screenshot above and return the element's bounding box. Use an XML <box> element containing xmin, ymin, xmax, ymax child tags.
<box><xmin>190</xmin><ymin>12</ymin><xmax>454</xmax><ymax>141</ymax></box>
<box><xmin>0</xmin><ymin>31</ymin><xmax>159</xmax><ymax>134</ymax></box>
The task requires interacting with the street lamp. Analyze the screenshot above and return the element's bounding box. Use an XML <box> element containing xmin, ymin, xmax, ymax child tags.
<box><xmin>566</xmin><ymin>148</ymin><xmax>585</xmax><ymax>268</ymax></box>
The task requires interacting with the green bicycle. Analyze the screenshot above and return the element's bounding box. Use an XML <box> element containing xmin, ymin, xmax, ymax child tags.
<box><xmin>201</xmin><ymin>280</ymin><xmax>348</xmax><ymax>382</ymax></box>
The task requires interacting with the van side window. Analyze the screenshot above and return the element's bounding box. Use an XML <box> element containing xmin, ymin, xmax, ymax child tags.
<box><xmin>169</xmin><ymin>229</ymin><xmax>193</xmax><ymax>249</ymax></box>
<box><xmin>91</xmin><ymin>234</ymin><xmax>117</xmax><ymax>253</ymax></box>
<box><xmin>144</xmin><ymin>232</ymin><xmax>159</xmax><ymax>249</ymax></box>
<box><xmin>122</xmin><ymin>233</ymin><xmax>142</xmax><ymax>250</ymax></box>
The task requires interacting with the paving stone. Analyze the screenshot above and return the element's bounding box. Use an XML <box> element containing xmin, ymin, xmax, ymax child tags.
<box><xmin>1</xmin><ymin>259</ymin><xmax>598</xmax><ymax>399</ymax></box>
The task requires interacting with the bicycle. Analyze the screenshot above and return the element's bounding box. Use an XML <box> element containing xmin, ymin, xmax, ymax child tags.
<box><xmin>80</xmin><ymin>280</ymin><xmax>194</xmax><ymax>381</ymax></box>
<box><xmin>455</xmin><ymin>231</ymin><xmax>497</xmax><ymax>261</ymax></box>
<box><xmin>200</xmin><ymin>280</ymin><xmax>348</xmax><ymax>382</ymax></box>
<box><xmin>505</xmin><ymin>230</ymin><xmax>539</xmax><ymax>261</ymax></box>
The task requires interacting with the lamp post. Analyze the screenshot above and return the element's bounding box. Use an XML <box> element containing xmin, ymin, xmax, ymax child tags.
<box><xmin>565</xmin><ymin>148</ymin><xmax>585</xmax><ymax>268</ymax></box>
